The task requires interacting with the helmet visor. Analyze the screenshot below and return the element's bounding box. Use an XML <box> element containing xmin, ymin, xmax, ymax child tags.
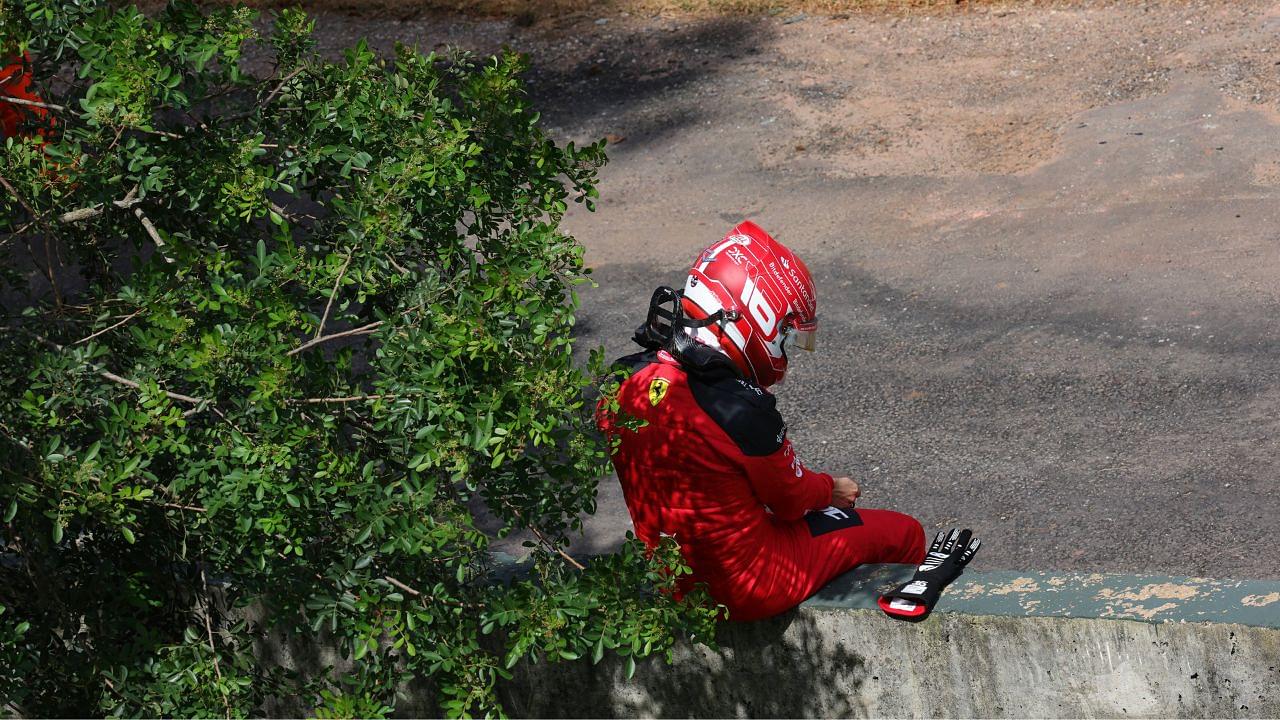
<box><xmin>783</xmin><ymin>316</ymin><xmax>817</xmax><ymax>352</ymax></box>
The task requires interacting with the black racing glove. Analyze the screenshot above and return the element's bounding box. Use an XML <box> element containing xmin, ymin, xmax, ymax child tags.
<box><xmin>878</xmin><ymin>528</ymin><xmax>981</xmax><ymax>621</ymax></box>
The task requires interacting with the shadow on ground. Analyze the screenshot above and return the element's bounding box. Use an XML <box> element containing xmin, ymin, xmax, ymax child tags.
<box><xmin>520</xmin><ymin>16</ymin><xmax>777</xmax><ymax>146</ymax></box>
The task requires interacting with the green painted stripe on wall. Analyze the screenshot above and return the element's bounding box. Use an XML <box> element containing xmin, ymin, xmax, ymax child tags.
<box><xmin>805</xmin><ymin>564</ymin><xmax>1280</xmax><ymax>628</ymax></box>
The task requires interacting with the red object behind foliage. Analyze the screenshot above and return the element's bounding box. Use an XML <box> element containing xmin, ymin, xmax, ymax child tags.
<box><xmin>1</xmin><ymin>53</ymin><xmax>51</xmax><ymax>140</ymax></box>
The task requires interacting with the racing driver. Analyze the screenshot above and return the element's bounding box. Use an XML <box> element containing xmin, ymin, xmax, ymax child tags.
<box><xmin>597</xmin><ymin>221</ymin><xmax>927</xmax><ymax>621</ymax></box>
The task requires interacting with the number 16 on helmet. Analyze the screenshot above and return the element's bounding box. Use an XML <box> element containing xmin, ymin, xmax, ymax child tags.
<box><xmin>681</xmin><ymin>221</ymin><xmax>819</xmax><ymax>388</ymax></box>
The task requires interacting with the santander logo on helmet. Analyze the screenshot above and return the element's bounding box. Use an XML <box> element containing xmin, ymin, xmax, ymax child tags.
<box><xmin>681</xmin><ymin>221</ymin><xmax>818</xmax><ymax>388</ymax></box>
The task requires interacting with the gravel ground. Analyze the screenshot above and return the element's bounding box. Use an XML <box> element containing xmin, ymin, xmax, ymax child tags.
<box><xmin>309</xmin><ymin>1</ymin><xmax>1280</xmax><ymax>579</ymax></box>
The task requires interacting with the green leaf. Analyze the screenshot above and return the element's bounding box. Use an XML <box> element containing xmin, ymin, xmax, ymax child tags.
<box><xmin>3</xmin><ymin>499</ymin><xmax>16</xmax><ymax>523</ymax></box>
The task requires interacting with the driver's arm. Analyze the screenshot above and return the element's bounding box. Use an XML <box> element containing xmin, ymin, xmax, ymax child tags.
<box><xmin>740</xmin><ymin>438</ymin><xmax>834</xmax><ymax>521</ymax></box>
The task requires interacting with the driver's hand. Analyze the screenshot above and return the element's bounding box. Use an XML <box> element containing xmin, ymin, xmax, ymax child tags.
<box><xmin>831</xmin><ymin>476</ymin><xmax>861</xmax><ymax>507</ymax></box>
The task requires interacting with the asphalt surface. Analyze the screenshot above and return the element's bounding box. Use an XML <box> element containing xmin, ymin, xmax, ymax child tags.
<box><xmin>316</xmin><ymin>1</ymin><xmax>1280</xmax><ymax>579</ymax></box>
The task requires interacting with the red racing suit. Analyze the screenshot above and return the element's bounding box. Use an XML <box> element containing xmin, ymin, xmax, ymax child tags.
<box><xmin>598</xmin><ymin>348</ymin><xmax>925</xmax><ymax>621</ymax></box>
<box><xmin>1</xmin><ymin>54</ymin><xmax>52</xmax><ymax>141</ymax></box>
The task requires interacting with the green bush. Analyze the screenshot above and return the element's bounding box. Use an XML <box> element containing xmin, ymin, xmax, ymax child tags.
<box><xmin>0</xmin><ymin>2</ymin><xmax>718</xmax><ymax>716</ymax></box>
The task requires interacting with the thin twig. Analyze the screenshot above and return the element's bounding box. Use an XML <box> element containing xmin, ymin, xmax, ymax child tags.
<box><xmin>528</xmin><ymin>523</ymin><xmax>586</xmax><ymax>571</ymax></box>
<box><xmin>383</xmin><ymin>575</ymin><xmax>421</xmax><ymax>597</ymax></box>
<box><xmin>383</xmin><ymin>575</ymin><xmax>468</xmax><ymax>609</ymax></box>
<box><xmin>106</xmin><ymin>124</ymin><xmax>127</xmax><ymax>153</ymax></box>
<box><xmin>0</xmin><ymin>173</ymin><xmax>61</xmax><ymax>307</ymax></box>
<box><xmin>268</xmin><ymin>201</ymin><xmax>296</xmax><ymax>223</ymax></box>
<box><xmin>225</xmin><ymin>67</ymin><xmax>307</xmax><ymax>124</ymax></box>
<box><xmin>131</xmin><ymin>126</ymin><xmax>183</xmax><ymax>140</ymax></box>
<box><xmin>200</xmin><ymin>565</ymin><xmax>233</xmax><ymax>720</ymax></box>
<box><xmin>261</xmin><ymin>66</ymin><xmax>305</xmax><ymax>108</ymax></box>
<box><xmin>290</xmin><ymin>394</ymin><xmax>394</xmax><ymax>404</ymax></box>
<box><xmin>500</xmin><ymin>499</ymin><xmax>586</xmax><ymax>571</ymax></box>
<box><xmin>3</xmin><ymin>219</ymin><xmax>36</xmax><ymax>238</ymax></box>
<box><xmin>34</xmin><ymin>337</ymin><xmax>196</xmax><ymax>404</ymax></box>
<box><xmin>286</xmin><ymin>320</ymin><xmax>383</xmax><ymax>357</ymax></box>
<box><xmin>44</xmin><ymin>333</ymin><xmax>213</xmax><ymax>417</ymax></box>
<box><xmin>315</xmin><ymin>253</ymin><xmax>352</xmax><ymax>340</ymax></box>
<box><xmin>100</xmin><ymin>676</ymin><xmax>128</xmax><ymax>703</ymax></box>
<box><xmin>0</xmin><ymin>95</ymin><xmax>65</xmax><ymax>112</ymax></box>
<box><xmin>387</xmin><ymin>255</ymin><xmax>410</xmax><ymax>275</ymax></box>
<box><xmin>98</xmin><ymin>369</ymin><xmax>204</xmax><ymax>405</ymax></box>
<box><xmin>41</xmin><ymin>232</ymin><xmax>60</xmax><ymax>308</ymax></box>
<box><xmin>73</xmin><ymin>309</ymin><xmax>143</xmax><ymax>345</ymax></box>
<box><xmin>62</xmin><ymin>487</ymin><xmax>207</xmax><ymax>514</ymax></box>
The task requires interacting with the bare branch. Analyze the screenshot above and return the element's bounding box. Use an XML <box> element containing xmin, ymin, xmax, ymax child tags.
<box><xmin>383</xmin><ymin>575</ymin><xmax>469</xmax><ymax>609</ymax></box>
<box><xmin>290</xmin><ymin>394</ymin><xmax>394</xmax><ymax>404</ymax></box>
<box><xmin>387</xmin><ymin>255</ymin><xmax>410</xmax><ymax>275</ymax></box>
<box><xmin>59</xmin><ymin>186</ymin><xmax>143</xmax><ymax>224</ymax></box>
<box><xmin>261</xmin><ymin>66</ymin><xmax>305</xmax><ymax>108</ymax></box>
<box><xmin>315</xmin><ymin>253</ymin><xmax>353</xmax><ymax>340</ymax></box>
<box><xmin>34</xmin><ymin>335</ymin><xmax>207</xmax><ymax>409</ymax></box>
<box><xmin>528</xmin><ymin>523</ymin><xmax>586</xmax><ymax>571</ymax></box>
<box><xmin>0</xmin><ymin>95</ymin><xmax>65</xmax><ymax>112</ymax></box>
<box><xmin>286</xmin><ymin>320</ymin><xmax>383</xmax><ymax>357</ymax></box>
<box><xmin>73</xmin><ymin>309</ymin><xmax>143</xmax><ymax>345</ymax></box>
<box><xmin>0</xmin><ymin>175</ymin><xmax>43</xmax><ymax>227</ymax></box>
<box><xmin>58</xmin><ymin>205</ymin><xmax>103</xmax><ymax>223</ymax></box>
<box><xmin>383</xmin><ymin>575</ymin><xmax>421</xmax><ymax>597</ymax></box>
<box><xmin>62</xmin><ymin>487</ymin><xmax>207</xmax><ymax>514</ymax></box>
<box><xmin>500</xmin><ymin>499</ymin><xmax>586</xmax><ymax>571</ymax></box>
<box><xmin>131</xmin><ymin>126</ymin><xmax>183</xmax><ymax>140</ymax></box>
<box><xmin>41</xmin><ymin>234</ymin><xmax>60</xmax><ymax>308</ymax></box>
<box><xmin>200</xmin><ymin>566</ymin><xmax>233</xmax><ymax>720</ymax></box>
<box><xmin>268</xmin><ymin>201</ymin><xmax>297</xmax><ymax>224</ymax></box>
<box><xmin>2</xmin><ymin>219</ymin><xmax>36</xmax><ymax>241</ymax></box>
<box><xmin>98</xmin><ymin>369</ymin><xmax>204</xmax><ymax>405</ymax></box>
<box><xmin>132</xmin><ymin>207</ymin><xmax>174</xmax><ymax>264</ymax></box>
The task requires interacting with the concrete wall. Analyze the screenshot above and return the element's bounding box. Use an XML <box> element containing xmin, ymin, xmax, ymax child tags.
<box><xmin>495</xmin><ymin>565</ymin><xmax>1280</xmax><ymax>718</ymax></box>
<box><xmin>248</xmin><ymin>563</ymin><xmax>1280</xmax><ymax>717</ymax></box>
<box><xmin>500</xmin><ymin>609</ymin><xmax>1280</xmax><ymax>718</ymax></box>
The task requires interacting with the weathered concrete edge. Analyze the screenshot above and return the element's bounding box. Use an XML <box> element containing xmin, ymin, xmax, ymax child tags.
<box><xmin>499</xmin><ymin>606</ymin><xmax>1280</xmax><ymax>718</ymax></box>
<box><xmin>805</xmin><ymin>563</ymin><xmax>1280</xmax><ymax>628</ymax></box>
<box><xmin>255</xmin><ymin>556</ymin><xmax>1280</xmax><ymax>717</ymax></box>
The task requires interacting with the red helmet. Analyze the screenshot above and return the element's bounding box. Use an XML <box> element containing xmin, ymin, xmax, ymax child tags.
<box><xmin>681</xmin><ymin>221</ymin><xmax>818</xmax><ymax>388</ymax></box>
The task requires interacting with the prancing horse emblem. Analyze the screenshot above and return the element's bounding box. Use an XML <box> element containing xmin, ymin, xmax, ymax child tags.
<box><xmin>648</xmin><ymin>377</ymin><xmax>671</xmax><ymax>406</ymax></box>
